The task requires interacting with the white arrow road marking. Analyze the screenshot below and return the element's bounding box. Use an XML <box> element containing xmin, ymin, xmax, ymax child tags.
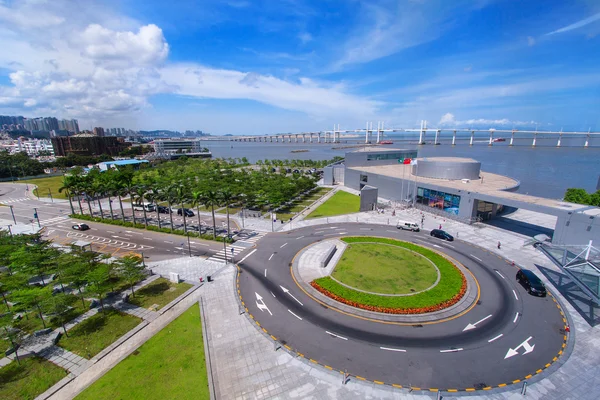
<box><xmin>495</xmin><ymin>270</ymin><xmax>506</xmax><ymax>279</ymax></box>
<box><xmin>470</xmin><ymin>254</ymin><xmax>482</xmax><ymax>262</ymax></box>
<box><xmin>325</xmin><ymin>331</ymin><xmax>348</xmax><ymax>340</ymax></box>
<box><xmin>504</xmin><ymin>336</ymin><xmax>535</xmax><ymax>359</ymax></box>
<box><xmin>513</xmin><ymin>312</ymin><xmax>519</xmax><ymax>323</ymax></box>
<box><xmin>288</xmin><ymin>310</ymin><xmax>302</xmax><ymax>320</ymax></box>
<box><xmin>255</xmin><ymin>292</ymin><xmax>273</xmax><ymax>316</ymax></box>
<box><xmin>268</xmin><ymin>253</ymin><xmax>274</xmax><ymax>261</ymax></box>
<box><xmin>440</xmin><ymin>348</ymin><xmax>463</xmax><ymax>353</ymax></box>
<box><xmin>488</xmin><ymin>334</ymin><xmax>503</xmax><ymax>343</ymax></box>
<box><xmin>463</xmin><ymin>314</ymin><xmax>493</xmax><ymax>331</ymax></box>
<box><xmin>238</xmin><ymin>249</ymin><xmax>257</xmax><ymax>264</ymax></box>
<box><xmin>512</xmin><ymin>290</ymin><xmax>519</xmax><ymax>300</ymax></box>
<box><xmin>380</xmin><ymin>347</ymin><xmax>406</xmax><ymax>352</ymax></box>
<box><xmin>280</xmin><ymin>285</ymin><xmax>303</xmax><ymax>306</ymax></box>
<box><xmin>280</xmin><ymin>243</ymin><xmax>288</xmax><ymax>248</ymax></box>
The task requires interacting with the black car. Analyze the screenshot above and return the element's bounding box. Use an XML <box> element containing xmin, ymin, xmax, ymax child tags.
<box><xmin>430</xmin><ymin>229</ymin><xmax>454</xmax><ymax>241</ymax></box>
<box><xmin>177</xmin><ymin>208</ymin><xmax>195</xmax><ymax>217</ymax></box>
<box><xmin>516</xmin><ymin>269</ymin><xmax>547</xmax><ymax>297</ymax></box>
<box><xmin>72</xmin><ymin>223</ymin><xmax>90</xmax><ymax>231</ymax></box>
<box><xmin>157</xmin><ymin>205</ymin><xmax>171</xmax><ymax>214</ymax></box>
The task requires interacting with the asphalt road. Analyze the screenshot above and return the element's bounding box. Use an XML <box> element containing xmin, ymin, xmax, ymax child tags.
<box><xmin>0</xmin><ymin>183</ymin><xmax>242</xmax><ymax>261</ymax></box>
<box><xmin>237</xmin><ymin>224</ymin><xmax>567</xmax><ymax>391</ymax></box>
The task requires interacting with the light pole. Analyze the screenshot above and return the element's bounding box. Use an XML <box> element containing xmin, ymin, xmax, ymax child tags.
<box><xmin>33</xmin><ymin>208</ymin><xmax>40</xmax><ymax>228</ymax></box>
<box><xmin>223</xmin><ymin>236</ymin><xmax>228</xmax><ymax>264</ymax></box>
<box><xmin>9</xmin><ymin>205</ymin><xmax>16</xmax><ymax>224</ymax></box>
<box><xmin>187</xmin><ymin>231</ymin><xmax>192</xmax><ymax>257</ymax></box>
<box><xmin>47</xmin><ymin>188</ymin><xmax>53</xmax><ymax>203</ymax></box>
<box><xmin>7</xmin><ymin>225</ymin><xmax>12</xmax><ymax>236</ymax></box>
<box><xmin>270</xmin><ymin>209</ymin><xmax>274</xmax><ymax>232</ymax></box>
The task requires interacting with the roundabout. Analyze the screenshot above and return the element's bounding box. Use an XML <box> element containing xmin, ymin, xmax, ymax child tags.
<box><xmin>236</xmin><ymin>223</ymin><xmax>569</xmax><ymax>392</ymax></box>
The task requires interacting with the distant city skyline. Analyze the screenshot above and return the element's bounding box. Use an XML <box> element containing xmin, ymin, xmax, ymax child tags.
<box><xmin>0</xmin><ymin>1</ymin><xmax>599</xmax><ymax>134</ymax></box>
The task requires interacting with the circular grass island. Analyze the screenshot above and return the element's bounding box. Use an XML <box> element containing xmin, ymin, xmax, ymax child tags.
<box><xmin>311</xmin><ymin>237</ymin><xmax>467</xmax><ymax>314</ymax></box>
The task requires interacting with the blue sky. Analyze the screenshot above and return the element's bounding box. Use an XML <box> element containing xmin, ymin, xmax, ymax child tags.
<box><xmin>0</xmin><ymin>0</ymin><xmax>599</xmax><ymax>134</ymax></box>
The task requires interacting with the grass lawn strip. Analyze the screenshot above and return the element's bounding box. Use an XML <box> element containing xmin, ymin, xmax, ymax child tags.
<box><xmin>331</xmin><ymin>243</ymin><xmax>438</xmax><ymax>295</ymax></box>
<box><xmin>128</xmin><ymin>278</ymin><xmax>193</xmax><ymax>310</ymax></box>
<box><xmin>75</xmin><ymin>304</ymin><xmax>209</xmax><ymax>400</ymax></box>
<box><xmin>20</xmin><ymin>176</ymin><xmax>67</xmax><ymax>200</ymax></box>
<box><xmin>58</xmin><ymin>309</ymin><xmax>141</xmax><ymax>359</ymax></box>
<box><xmin>305</xmin><ymin>191</ymin><xmax>360</xmax><ymax>219</ymax></box>
<box><xmin>0</xmin><ymin>357</ymin><xmax>68</xmax><ymax>400</ymax></box>
<box><xmin>312</xmin><ymin>237</ymin><xmax>466</xmax><ymax>313</ymax></box>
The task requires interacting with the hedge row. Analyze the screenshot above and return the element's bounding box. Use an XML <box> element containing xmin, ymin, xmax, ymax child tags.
<box><xmin>70</xmin><ymin>214</ymin><xmax>235</xmax><ymax>243</ymax></box>
<box><xmin>311</xmin><ymin>236</ymin><xmax>466</xmax><ymax>313</ymax></box>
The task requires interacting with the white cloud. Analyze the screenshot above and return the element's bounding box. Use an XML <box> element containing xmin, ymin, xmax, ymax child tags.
<box><xmin>438</xmin><ymin>112</ymin><xmax>538</xmax><ymax>127</ymax></box>
<box><xmin>298</xmin><ymin>32</ymin><xmax>313</xmax><ymax>44</ymax></box>
<box><xmin>527</xmin><ymin>36</ymin><xmax>536</xmax><ymax>46</ymax></box>
<box><xmin>545</xmin><ymin>12</ymin><xmax>600</xmax><ymax>35</ymax></box>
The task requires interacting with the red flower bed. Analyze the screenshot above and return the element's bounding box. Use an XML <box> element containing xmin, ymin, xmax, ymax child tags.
<box><xmin>310</xmin><ymin>274</ymin><xmax>468</xmax><ymax>315</ymax></box>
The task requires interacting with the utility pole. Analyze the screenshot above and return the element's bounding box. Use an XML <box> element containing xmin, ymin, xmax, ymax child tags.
<box><xmin>187</xmin><ymin>231</ymin><xmax>192</xmax><ymax>257</ymax></box>
<box><xmin>48</xmin><ymin>188</ymin><xmax>53</xmax><ymax>203</ymax></box>
<box><xmin>33</xmin><ymin>208</ymin><xmax>40</xmax><ymax>228</ymax></box>
<box><xmin>223</xmin><ymin>236</ymin><xmax>228</xmax><ymax>264</ymax></box>
<box><xmin>9</xmin><ymin>205</ymin><xmax>16</xmax><ymax>224</ymax></box>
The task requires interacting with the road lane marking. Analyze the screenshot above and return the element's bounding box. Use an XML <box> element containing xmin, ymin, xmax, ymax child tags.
<box><xmin>495</xmin><ymin>270</ymin><xmax>506</xmax><ymax>279</ymax></box>
<box><xmin>255</xmin><ymin>292</ymin><xmax>272</xmax><ymax>316</ymax></box>
<box><xmin>513</xmin><ymin>312</ymin><xmax>519</xmax><ymax>323</ymax></box>
<box><xmin>470</xmin><ymin>254</ymin><xmax>483</xmax><ymax>262</ymax></box>
<box><xmin>107</xmin><ymin>230</ymin><xmax>115</xmax><ymax>233</ymax></box>
<box><xmin>238</xmin><ymin>249</ymin><xmax>257</xmax><ymax>263</ymax></box>
<box><xmin>325</xmin><ymin>331</ymin><xmax>348</xmax><ymax>340</ymax></box>
<box><xmin>264</xmin><ymin>269</ymin><xmax>267</xmax><ymax>277</ymax></box>
<box><xmin>143</xmin><ymin>237</ymin><xmax>153</xmax><ymax>241</ymax></box>
<box><xmin>463</xmin><ymin>314</ymin><xmax>492</xmax><ymax>331</ymax></box>
<box><xmin>270</xmin><ymin>291</ymin><xmax>276</xmax><ymax>298</ymax></box>
<box><xmin>288</xmin><ymin>310</ymin><xmax>302</xmax><ymax>320</ymax></box>
<box><xmin>164</xmin><ymin>240</ymin><xmax>173</xmax><ymax>244</ymax></box>
<box><xmin>380</xmin><ymin>347</ymin><xmax>406</xmax><ymax>352</ymax></box>
<box><xmin>512</xmin><ymin>290</ymin><xmax>519</xmax><ymax>300</ymax></box>
<box><xmin>324</xmin><ymin>233</ymin><xmax>338</xmax><ymax>236</ymax></box>
<box><xmin>269</xmin><ymin>253</ymin><xmax>274</xmax><ymax>261</ymax></box>
<box><xmin>296</xmin><ymin>236</ymin><xmax>304</xmax><ymax>239</ymax></box>
<box><xmin>440</xmin><ymin>348</ymin><xmax>463</xmax><ymax>353</ymax></box>
<box><xmin>386</xmin><ymin>230</ymin><xmax>396</xmax><ymax>233</ymax></box>
<box><xmin>442</xmin><ymin>243</ymin><xmax>455</xmax><ymax>248</ymax></box>
<box><xmin>433</xmin><ymin>244</ymin><xmax>442</xmax><ymax>248</ymax></box>
<box><xmin>280</xmin><ymin>285</ymin><xmax>303</xmax><ymax>306</ymax></box>
<box><xmin>280</xmin><ymin>243</ymin><xmax>288</xmax><ymax>248</ymax></box>
<box><xmin>360</xmin><ymin>228</ymin><xmax>371</xmax><ymax>230</ymax></box>
<box><xmin>488</xmin><ymin>334</ymin><xmax>504</xmax><ymax>343</ymax></box>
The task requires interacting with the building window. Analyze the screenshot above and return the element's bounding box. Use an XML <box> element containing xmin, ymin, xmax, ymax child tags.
<box><xmin>366</xmin><ymin>152</ymin><xmax>417</xmax><ymax>161</ymax></box>
<box><xmin>416</xmin><ymin>187</ymin><xmax>460</xmax><ymax>215</ymax></box>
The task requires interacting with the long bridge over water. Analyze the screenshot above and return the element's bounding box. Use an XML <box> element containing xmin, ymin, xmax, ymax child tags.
<box><xmin>229</xmin><ymin>121</ymin><xmax>600</xmax><ymax>147</ymax></box>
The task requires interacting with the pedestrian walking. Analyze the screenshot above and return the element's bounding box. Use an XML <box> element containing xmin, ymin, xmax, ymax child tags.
<box><xmin>497</xmin><ymin>241</ymin><xmax>501</xmax><ymax>250</ymax></box>
<box><xmin>439</xmin><ymin>224</ymin><xmax>442</xmax><ymax>230</ymax></box>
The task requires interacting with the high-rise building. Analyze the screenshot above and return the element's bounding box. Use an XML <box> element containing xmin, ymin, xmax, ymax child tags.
<box><xmin>93</xmin><ymin>127</ymin><xmax>105</xmax><ymax>137</ymax></box>
<box><xmin>51</xmin><ymin>134</ymin><xmax>128</xmax><ymax>157</ymax></box>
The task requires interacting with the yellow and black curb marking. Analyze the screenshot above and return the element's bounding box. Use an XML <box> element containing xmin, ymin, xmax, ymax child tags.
<box><xmin>234</xmin><ymin>236</ymin><xmax>572</xmax><ymax>393</ymax></box>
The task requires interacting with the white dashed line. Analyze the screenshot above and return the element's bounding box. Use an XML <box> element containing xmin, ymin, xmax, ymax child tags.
<box><xmin>264</xmin><ymin>269</ymin><xmax>267</xmax><ymax>277</ymax></box>
<box><xmin>270</xmin><ymin>291</ymin><xmax>276</xmax><ymax>298</ymax></box>
<box><xmin>325</xmin><ymin>331</ymin><xmax>348</xmax><ymax>341</ymax></box>
<box><xmin>495</xmin><ymin>270</ymin><xmax>506</xmax><ymax>279</ymax></box>
<box><xmin>380</xmin><ymin>347</ymin><xmax>406</xmax><ymax>352</ymax></box>
<box><xmin>442</xmin><ymin>243</ymin><xmax>455</xmax><ymax>248</ymax></box>
<box><xmin>513</xmin><ymin>312</ymin><xmax>519</xmax><ymax>323</ymax></box>
<box><xmin>470</xmin><ymin>254</ymin><xmax>483</xmax><ymax>262</ymax></box>
<box><xmin>296</xmin><ymin>236</ymin><xmax>304</xmax><ymax>239</ymax></box>
<box><xmin>280</xmin><ymin>243</ymin><xmax>288</xmax><ymax>248</ymax></box>
<box><xmin>107</xmin><ymin>230</ymin><xmax>115</xmax><ymax>233</ymax></box>
<box><xmin>386</xmin><ymin>230</ymin><xmax>396</xmax><ymax>233</ymax></box>
<box><xmin>288</xmin><ymin>310</ymin><xmax>302</xmax><ymax>320</ymax></box>
<box><xmin>512</xmin><ymin>290</ymin><xmax>519</xmax><ymax>300</ymax></box>
<box><xmin>433</xmin><ymin>244</ymin><xmax>442</xmax><ymax>248</ymax></box>
<box><xmin>164</xmin><ymin>240</ymin><xmax>173</xmax><ymax>244</ymax></box>
<box><xmin>269</xmin><ymin>253</ymin><xmax>274</xmax><ymax>261</ymax></box>
<box><xmin>360</xmin><ymin>228</ymin><xmax>371</xmax><ymax>230</ymax></box>
<box><xmin>440</xmin><ymin>348</ymin><xmax>463</xmax><ymax>353</ymax></box>
<box><xmin>143</xmin><ymin>237</ymin><xmax>153</xmax><ymax>241</ymax></box>
<box><xmin>488</xmin><ymin>334</ymin><xmax>503</xmax><ymax>343</ymax></box>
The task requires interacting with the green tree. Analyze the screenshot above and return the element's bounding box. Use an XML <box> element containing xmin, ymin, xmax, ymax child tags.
<box><xmin>202</xmin><ymin>189</ymin><xmax>220</xmax><ymax>239</ymax></box>
<box><xmin>219</xmin><ymin>188</ymin><xmax>236</xmax><ymax>237</ymax></box>
<box><xmin>190</xmin><ymin>190</ymin><xmax>205</xmax><ymax>234</ymax></box>
<box><xmin>58</xmin><ymin>174</ymin><xmax>77</xmax><ymax>215</ymax></box>
<box><xmin>117</xmin><ymin>255</ymin><xmax>146</xmax><ymax>296</ymax></box>
<box><xmin>86</xmin><ymin>264</ymin><xmax>111</xmax><ymax>312</ymax></box>
<box><xmin>0</xmin><ymin>312</ymin><xmax>25</xmax><ymax>364</ymax></box>
<box><xmin>564</xmin><ymin>188</ymin><xmax>591</xmax><ymax>205</ymax></box>
<box><xmin>43</xmin><ymin>293</ymin><xmax>73</xmax><ymax>336</ymax></box>
<box><xmin>12</xmin><ymin>286</ymin><xmax>53</xmax><ymax>329</ymax></box>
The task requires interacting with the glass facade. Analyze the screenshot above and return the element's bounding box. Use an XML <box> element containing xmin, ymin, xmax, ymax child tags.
<box><xmin>416</xmin><ymin>187</ymin><xmax>460</xmax><ymax>215</ymax></box>
<box><xmin>366</xmin><ymin>151</ymin><xmax>417</xmax><ymax>161</ymax></box>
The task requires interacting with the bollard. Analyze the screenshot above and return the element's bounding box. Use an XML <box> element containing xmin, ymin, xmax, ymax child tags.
<box><xmin>274</xmin><ymin>340</ymin><xmax>281</xmax><ymax>352</ymax></box>
<box><xmin>239</xmin><ymin>305</ymin><xmax>245</xmax><ymax>315</ymax></box>
<box><xmin>342</xmin><ymin>369</ymin><xmax>348</xmax><ymax>385</ymax></box>
<box><xmin>437</xmin><ymin>389</ymin><xmax>442</xmax><ymax>400</ymax></box>
<box><xmin>521</xmin><ymin>381</ymin><xmax>527</xmax><ymax>395</ymax></box>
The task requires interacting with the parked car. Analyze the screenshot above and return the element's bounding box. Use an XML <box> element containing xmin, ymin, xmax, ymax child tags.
<box><xmin>157</xmin><ymin>205</ymin><xmax>171</xmax><ymax>214</ymax></box>
<box><xmin>72</xmin><ymin>223</ymin><xmax>90</xmax><ymax>231</ymax></box>
<box><xmin>133</xmin><ymin>202</ymin><xmax>155</xmax><ymax>212</ymax></box>
<box><xmin>430</xmin><ymin>229</ymin><xmax>454</xmax><ymax>241</ymax></box>
<box><xmin>396</xmin><ymin>220</ymin><xmax>420</xmax><ymax>232</ymax></box>
<box><xmin>516</xmin><ymin>269</ymin><xmax>547</xmax><ymax>297</ymax></box>
<box><xmin>177</xmin><ymin>208</ymin><xmax>195</xmax><ymax>217</ymax></box>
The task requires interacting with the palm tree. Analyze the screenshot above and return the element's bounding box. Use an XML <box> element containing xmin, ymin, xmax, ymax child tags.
<box><xmin>145</xmin><ymin>188</ymin><xmax>162</xmax><ymax>229</ymax></box>
<box><xmin>91</xmin><ymin>176</ymin><xmax>105</xmax><ymax>219</ymax></box>
<box><xmin>202</xmin><ymin>189</ymin><xmax>220</xmax><ymax>239</ymax></box>
<box><xmin>175</xmin><ymin>185</ymin><xmax>189</xmax><ymax>233</ymax></box>
<box><xmin>164</xmin><ymin>183</ymin><xmax>178</xmax><ymax>232</ymax></box>
<box><xmin>133</xmin><ymin>184</ymin><xmax>149</xmax><ymax>228</ymax></box>
<box><xmin>58</xmin><ymin>174</ymin><xmax>76</xmax><ymax>215</ymax></box>
<box><xmin>190</xmin><ymin>190</ymin><xmax>204</xmax><ymax>234</ymax></box>
<box><xmin>120</xmin><ymin>172</ymin><xmax>137</xmax><ymax>225</ymax></box>
<box><xmin>102</xmin><ymin>170</ymin><xmax>118</xmax><ymax>220</ymax></box>
<box><xmin>219</xmin><ymin>188</ymin><xmax>236</xmax><ymax>237</ymax></box>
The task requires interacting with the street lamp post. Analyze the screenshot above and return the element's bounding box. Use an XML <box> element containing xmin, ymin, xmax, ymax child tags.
<box><xmin>187</xmin><ymin>231</ymin><xmax>192</xmax><ymax>257</ymax></box>
<box><xmin>223</xmin><ymin>236</ymin><xmax>228</xmax><ymax>264</ymax></box>
<box><xmin>7</xmin><ymin>225</ymin><xmax>12</xmax><ymax>236</ymax></box>
<box><xmin>47</xmin><ymin>188</ymin><xmax>53</xmax><ymax>203</ymax></box>
<box><xmin>33</xmin><ymin>208</ymin><xmax>40</xmax><ymax>228</ymax></box>
<box><xmin>9</xmin><ymin>205</ymin><xmax>16</xmax><ymax>224</ymax></box>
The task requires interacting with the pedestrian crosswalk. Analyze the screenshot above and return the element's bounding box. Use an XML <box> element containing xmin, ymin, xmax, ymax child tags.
<box><xmin>207</xmin><ymin>244</ymin><xmax>246</xmax><ymax>263</ymax></box>
<box><xmin>234</xmin><ymin>230</ymin><xmax>267</xmax><ymax>245</ymax></box>
<box><xmin>42</xmin><ymin>216</ymin><xmax>70</xmax><ymax>226</ymax></box>
<box><xmin>0</xmin><ymin>197</ymin><xmax>30</xmax><ymax>204</ymax></box>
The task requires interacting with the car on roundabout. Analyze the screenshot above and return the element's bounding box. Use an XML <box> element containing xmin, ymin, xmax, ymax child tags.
<box><xmin>177</xmin><ymin>208</ymin><xmax>195</xmax><ymax>217</ymax></box>
<box><xmin>516</xmin><ymin>268</ymin><xmax>547</xmax><ymax>297</ymax></box>
<box><xmin>157</xmin><ymin>205</ymin><xmax>171</xmax><ymax>214</ymax></box>
<box><xmin>430</xmin><ymin>229</ymin><xmax>454</xmax><ymax>241</ymax></box>
<box><xmin>71</xmin><ymin>223</ymin><xmax>90</xmax><ymax>231</ymax></box>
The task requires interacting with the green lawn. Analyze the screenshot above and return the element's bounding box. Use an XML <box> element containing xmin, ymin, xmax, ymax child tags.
<box><xmin>20</xmin><ymin>176</ymin><xmax>67</xmax><ymax>200</ymax></box>
<box><xmin>313</xmin><ymin>237</ymin><xmax>465</xmax><ymax>311</ymax></box>
<box><xmin>76</xmin><ymin>304</ymin><xmax>209</xmax><ymax>400</ymax></box>
<box><xmin>58</xmin><ymin>309</ymin><xmax>141</xmax><ymax>359</ymax></box>
<box><xmin>0</xmin><ymin>357</ymin><xmax>68</xmax><ymax>400</ymax></box>
<box><xmin>332</xmin><ymin>243</ymin><xmax>438</xmax><ymax>294</ymax></box>
<box><xmin>217</xmin><ymin>207</ymin><xmax>241</xmax><ymax>215</ymax></box>
<box><xmin>305</xmin><ymin>191</ymin><xmax>360</xmax><ymax>219</ymax></box>
<box><xmin>14</xmin><ymin>296</ymin><xmax>90</xmax><ymax>334</ymax></box>
<box><xmin>0</xmin><ymin>338</ymin><xmax>10</xmax><ymax>355</ymax></box>
<box><xmin>128</xmin><ymin>278</ymin><xmax>193</xmax><ymax>310</ymax></box>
